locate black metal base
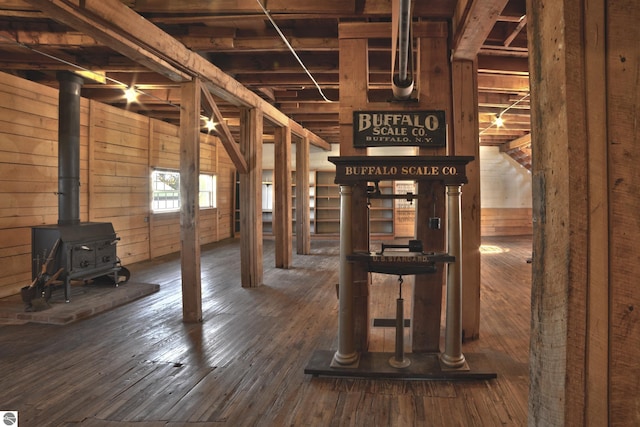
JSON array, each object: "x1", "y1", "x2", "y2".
[{"x1": 304, "y1": 350, "x2": 497, "y2": 380}]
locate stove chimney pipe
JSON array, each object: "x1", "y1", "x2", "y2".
[{"x1": 57, "y1": 71, "x2": 83, "y2": 226}]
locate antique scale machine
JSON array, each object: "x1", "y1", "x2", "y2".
[
  {"x1": 305, "y1": 5, "x2": 495, "y2": 379},
  {"x1": 305, "y1": 154, "x2": 495, "y2": 379}
]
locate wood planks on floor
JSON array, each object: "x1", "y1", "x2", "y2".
[{"x1": 0, "y1": 236, "x2": 531, "y2": 426}]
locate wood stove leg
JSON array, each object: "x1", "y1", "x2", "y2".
[{"x1": 65, "y1": 277, "x2": 71, "y2": 303}]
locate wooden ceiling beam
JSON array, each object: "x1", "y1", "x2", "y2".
[
  {"x1": 24, "y1": 0, "x2": 191, "y2": 82},
  {"x1": 25, "y1": 0, "x2": 329, "y2": 148},
  {"x1": 478, "y1": 55, "x2": 529, "y2": 73},
  {"x1": 0, "y1": 29, "x2": 101, "y2": 47},
  {"x1": 503, "y1": 15, "x2": 527, "y2": 47},
  {"x1": 200, "y1": 86, "x2": 248, "y2": 174},
  {"x1": 233, "y1": 73, "x2": 338, "y2": 86},
  {"x1": 500, "y1": 132, "x2": 531, "y2": 151},
  {"x1": 338, "y1": 21, "x2": 448, "y2": 39},
  {"x1": 132, "y1": 0, "x2": 357, "y2": 14},
  {"x1": 181, "y1": 35, "x2": 339, "y2": 53},
  {"x1": 452, "y1": 0, "x2": 510, "y2": 60},
  {"x1": 479, "y1": 46, "x2": 528, "y2": 58},
  {"x1": 279, "y1": 103, "x2": 340, "y2": 114},
  {"x1": 133, "y1": 0, "x2": 452, "y2": 16},
  {"x1": 478, "y1": 73, "x2": 529, "y2": 92}
]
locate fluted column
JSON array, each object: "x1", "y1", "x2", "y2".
[
  {"x1": 332, "y1": 185, "x2": 359, "y2": 367},
  {"x1": 441, "y1": 184, "x2": 466, "y2": 368}
]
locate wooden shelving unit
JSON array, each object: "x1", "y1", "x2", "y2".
[
  {"x1": 234, "y1": 171, "x2": 240, "y2": 235},
  {"x1": 292, "y1": 170, "x2": 315, "y2": 235},
  {"x1": 261, "y1": 170, "x2": 274, "y2": 235},
  {"x1": 314, "y1": 172, "x2": 396, "y2": 238},
  {"x1": 314, "y1": 171, "x2": 340, "y2": 235},
  {"x1": 235, "y1": 169, "x2": 396, "y2": 238},
  {"x1": 369, "y1": 180, "x2": 394, "y2": 236}
]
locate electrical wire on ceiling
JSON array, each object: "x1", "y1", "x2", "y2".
[
  {"x1": 0, "y1": 32, "x2": 182, "y2": 110},
  {"x1": 479, "y1": 92, "x2": 530, "y2": 135},
  {"x1": 255, "y1": 0, "x2": 335, "y2": 103}
]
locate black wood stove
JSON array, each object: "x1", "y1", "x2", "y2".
[
  {"x1": 32, "y1": 223, "x2": 121, "y2": 302},
  {"x1": 27, "y1": 72, "x2": 126, "y2": 304}
]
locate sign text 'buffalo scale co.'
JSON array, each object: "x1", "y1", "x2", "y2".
[
  {"x1": 329, "y1": 156, "x2": 474, "y2": 185},
  {"x1": 353, "y1": 110, "x2": 446, "y2": 147}
]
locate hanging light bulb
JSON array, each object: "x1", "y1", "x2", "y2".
[
  {"x1": 124, "y1": 86, "x2": 138, "y2": 103},
  {"x1": 205, "y1": 118, "x2": 217, "y2": 132},
  {"x1": 494, "y1": 114, "x2": 504, "y2": 128}
]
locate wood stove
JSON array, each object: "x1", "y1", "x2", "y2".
[
  {"x1": 27, "y1": 71, "x2": 126, "y2": 304},
  {"x1": 32, "y1": 223, "x2": 121, "y2": 302}
]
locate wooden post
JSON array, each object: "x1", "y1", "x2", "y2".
[
  {"x1": 239, "y1": 107, "x2": 263, "y2": 287},
  {"x1": 180, "y1": 78, "x2": 202, "y2": 322},
  {"x1": 451, "y1": 59, "x2": 481, "y2": 341},
  {"x1": 274, "y1": 125, "x2": 292, "y2": 268},
  {"x1": 413, "y1": 181, "x2": 445, "y2": 352},
  {"x1": 339, "y1": 32, "x2": 370, "y2": 352},
  {"x1": 296, "y1": 134, "x2": 311, "y2": 255},
  {"x1": 527, "y1": 0, "x2": 639, "y2": 425},
  {"x1": 413, "y1": 31, "x2": 451, "y2": 353},
  {"x1": 606, "y1": 2, "x2": 640, "y2": 423}
]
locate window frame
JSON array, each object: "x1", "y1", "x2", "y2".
[
  {"x1": 151, "y1": 169, "x2": 181, "y2": 213},
  {"x1": 199, "y1": 173, "x2": 217, "y2": 210},
  {"x1": 151, "y1": 169, "x2": 218, "y2": 213}
]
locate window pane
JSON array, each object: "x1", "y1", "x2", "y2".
[
  {"x1": 152, "y1": 170, "x2": 180, "y2": 212},
  {"x1": 198, "y1": 174, "x2": 217, "y2": 208}
]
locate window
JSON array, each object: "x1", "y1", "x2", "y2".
[
  {"x1": 152, "y1": 170, "x2": 180, "y2": 212},
  {"x1": 151, "y1": 170, "x2": 217, "y2": 212},
  {"x1": 262, "y1": 182, "x2": 273, "y2": 211},
  {"x1": 199, "y1": 174, "x2": 217, "y2": 208}
]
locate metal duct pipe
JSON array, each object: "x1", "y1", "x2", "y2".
[
  {"x1": 57, "y1": 71, "x2": 84, "y2": 226},
  {"x1": 397, "y1": 0, "x2": 411, "y2": 83},
  {"x1": 392, "y1": 0, "x2": 414, "y2": 100}
]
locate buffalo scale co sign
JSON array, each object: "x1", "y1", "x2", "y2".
[
  {"x1": 328, "y1": 156, "x2": 473, "y2": 186},
  {"x1": 353, "y1": 110, "x2": 446, "y2": 147}
]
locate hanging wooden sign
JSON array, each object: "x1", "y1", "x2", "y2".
[
  {"x1": 353, "y1": 110, "x2": 446, "y2": 147},
  {"x1": 329, "y1": 155, "x2": 474, "y2": 185}
]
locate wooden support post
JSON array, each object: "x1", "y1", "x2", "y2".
[
  {"x1": 527, "y1": 0, "x2": 639, "y2": 425},
  {"x1": 413, "y1": 181, "x2": 446, "y2": 352},
  {"x1": 296, "y1": 134, "x2": 311, "y2": 255},
  {"x1": 413, "y1": 32, "x2": 451, "y2": 353},
  {"x1": 180, "y1": 78, "x2": 202, "y2": 322},
  {"x1": 274, "y1": 125, "x2": 292, "y2": 268},
  {"x1": 452, "y1": 59, "x2": 481, "y2": 341},
  {"x1": 239, "y1": 107, "x2": 263, "y2": 287},
  {"x1": 338, "y1": 33, "x2": 370, "y2": 352}
]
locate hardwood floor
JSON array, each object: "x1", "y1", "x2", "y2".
[{"x1": 0, "y1": 235, "x2": 531, "y2": 426}]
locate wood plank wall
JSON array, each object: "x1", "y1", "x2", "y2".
[
  {"x1": 481, "y1": 207, "x2": 532, "y2": 236},
  {"x1": 89, "y1": 101, "x2": 150, "y2": 263},
  {"x1": 0, "y1": 71, "x2": 235, "y2": 298}
]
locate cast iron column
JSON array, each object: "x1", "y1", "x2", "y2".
[
  {"x1": 441, "y1": 184, "x2": 467, "y2": 368},
  {"x1": 332, "y1": 185, "x2": 359, "y2": 367}
]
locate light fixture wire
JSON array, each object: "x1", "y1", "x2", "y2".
[
  {"x1": 479, "y1": 92, "x2": 530, "y2": 135},
  {"x1": 0, "y1": 32, "x2": 182, "y2": 110},
  {"x1": 255, "y1": 0, "x2": 335, "y2": 103}
]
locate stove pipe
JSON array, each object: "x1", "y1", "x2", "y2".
[{"x1": 57, "y1": 71, "x2": 84, "y2": 226}]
